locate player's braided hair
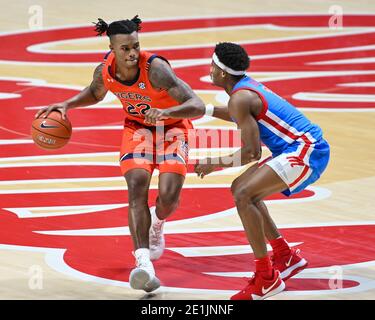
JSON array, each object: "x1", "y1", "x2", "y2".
[
  {"x1": 93, "y1": 15, "x2": 142, "y2": 37},
  {"x1": 214, "y1": 42, "x2": 250, "y2": 75}
]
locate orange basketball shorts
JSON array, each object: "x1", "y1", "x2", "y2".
[{"x1": 119, "y1": 119, "x2": 193, "y2": 177}]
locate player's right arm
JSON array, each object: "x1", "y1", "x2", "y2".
[
  {"x1": 211, "y1": 105, "x2": 234, "y2": 122},
  {"x1": 35, "y1": 63, "x2": 108, "y2": 119}
]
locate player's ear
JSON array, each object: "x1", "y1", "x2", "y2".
[{"x1": 109, "y1": 44, "x2": 113, "y2": 51}]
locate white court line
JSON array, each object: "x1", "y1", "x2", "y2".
[
  {"x1": 293, "y1": 92, "x2": 375, "y2": 102},
  {"x1": 1, "y1": 224, "x2": 374, "y2": 297},
  {"x1": 6, "y1": 203, "x2": 128, "y2": 218},
  {"x1": 28, "y1": 186, "x2": 331, "y2": 235}
]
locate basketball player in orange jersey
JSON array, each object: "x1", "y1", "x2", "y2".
[{"x1": 35, "y1": 15, "x2": 205, "y2": 293}]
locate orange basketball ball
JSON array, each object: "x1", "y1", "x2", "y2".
[{"x1": 31, "y1": 111, "x2": 72, "y2": 150}]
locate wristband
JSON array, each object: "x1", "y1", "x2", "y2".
[{"x1": 205, "y1": 103, "x2": 214, "y2": 116}]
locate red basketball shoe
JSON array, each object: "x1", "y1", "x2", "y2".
[
  {"x1": 230, "y1": 270, "x2": 285, "y2": 300},
  {"x1": 272, "y1": 248, "x2": 308, "y2": 281}
]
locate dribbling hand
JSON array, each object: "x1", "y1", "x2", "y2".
[{"x1": 35, "y1": 103, "x2": 69, "y2": 120}]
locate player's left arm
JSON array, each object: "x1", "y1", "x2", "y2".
[
  {"x1": 195, "y1": 91, "x2": 262, "y2": 177},
  {"x1": 145, "y1": 58, "x2": 205, "y2": 124}
]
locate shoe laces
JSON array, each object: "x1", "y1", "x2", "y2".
[
  {"x1": 135, "y1": 256, "x2": 155, "y2": 276},
  {"x1": 150, "y1": 221, "x2": 164, "y2": 242},
  {"x1": 271, "y1": 248, "x2": 300, "y2": 265},
  {"x1": 137, "y1": 257, "x2": 149, "y2": 268},
  {"x1": 271, "y1": 255, "x2": 276, "y2": 264},
  {"x1": 239, "y1": 273, "x2": 257, "y2": 292},
  {"x1": 132, "y1": 251, "x2": 150, "y2": 268}
]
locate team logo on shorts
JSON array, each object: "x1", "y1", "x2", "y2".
[
  {"x1": 179, "y1": 141, "x2": 189, "y2": 158},
  {"x1": 138, "y1": 82, "x2": 146, "y2": 90}
]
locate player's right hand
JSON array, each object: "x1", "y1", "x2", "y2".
[
  {"x1": 194, "y1": 162, "x2": 217, "y2": 179},
  {"x1": 35, "y1": 103, "x2": 68, "y2": 120}
]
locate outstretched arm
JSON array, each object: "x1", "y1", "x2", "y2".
[
  {"x1": 145, "y1": 58, "x2": 205, "y2": 124},
  {"x1": 195, "y1": 90, "x2": 262, "y2": 177},
  {"x1": 210, "y1": 104, "x2": 234, "y2": 122},
  {"x1": 35, "y1": 63, "x2": 108, "y2": 119}
]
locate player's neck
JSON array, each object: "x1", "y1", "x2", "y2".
[
  {"x1": 223, "y1": 77, "x2": 243, "y2": 95},
  {"x1": 224, "y1": 78, "x2": 240, "y2": 95},
  {"x1": 115, "y1": 61, "x2": 140, "y2": 82}
]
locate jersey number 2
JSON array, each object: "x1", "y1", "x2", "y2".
[{"x1": 126, "y1": 103, "x2": 151, "y2": 116}]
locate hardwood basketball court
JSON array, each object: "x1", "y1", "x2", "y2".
[{"x1": 0, "y1": 0, "x2": 374, "y2": 300}]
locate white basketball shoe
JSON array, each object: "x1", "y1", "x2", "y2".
[{"x1": 129, "y1": 249, "x2": 160, "y2": 292}]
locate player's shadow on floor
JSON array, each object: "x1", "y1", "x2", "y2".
[
  {"x1": 96, "y1": 267, "x2": 164, "y2": 300},
  {"x1": 139, "y1": 292, "x2": 158, "y2": 300}
]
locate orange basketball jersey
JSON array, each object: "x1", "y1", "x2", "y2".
[{"x1": 102, "y1": 51, "x2": 186, "y2": 127}]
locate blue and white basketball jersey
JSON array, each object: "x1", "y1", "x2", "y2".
[
  {"x1": 231, "y1": 76, "x2": 330, "y2": 195},
  {"x1": 232, "y1": 76, "x2": 322, "y2": 156}
]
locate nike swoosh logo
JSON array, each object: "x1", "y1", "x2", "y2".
[
  {"x1": 40, "y1": 122, "x2": 59, "y2": 129},
  {"x1": 261, "y1": 278, "x2": 280, "y2": 295},
  {"x1": 285, "y1": 255, "x2": 293, "y2": 267}
]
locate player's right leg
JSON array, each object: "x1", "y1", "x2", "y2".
[
  {"x1": 120, "y1": 122, "x2": 160, "y2": 292},
  {"x1": 125, "y1": 169, "x2": 160, "y2": 293}
]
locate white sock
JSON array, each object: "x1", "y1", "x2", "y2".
[
  {"x1": 134, "y1": 248, "x2": 151, "y2": 261},
  {"x1": 150, "y1": 206, "x2": 165, "y2": 224},
  {"x1": 134, "y1": 248, "x2": 155, "y2": 276}
]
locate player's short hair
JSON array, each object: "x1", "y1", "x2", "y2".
[
  {"x1": 214, "y1": 42, "x2": 250, "y2": 74},
  {"x1": 93, "y1": 15, "x2": 142, "y2": 37}
]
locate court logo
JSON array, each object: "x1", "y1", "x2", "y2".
[{"x1": 1, "y1": 14, "x2": 375, "y2": 298}]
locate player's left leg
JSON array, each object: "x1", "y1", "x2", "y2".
[
  {"x1": 255, "y1": 200, "x2": 308, "y2": 281},
  {"x1": 230, "y1": 164, "x2": 282, "y2": 240},
  {"x1": 149, "y1": 172, "x2": 185, "y2": 260},
  {"x1": 156, "y1": 172, "x2": 185, "y2": 219},
  {"x1": 230, "y1": 164, "x2": 289, "y2": 300},
  {"x1": 149, "y1": 123, "x2": 189, "y2": 260},
  {"x1": 231, "y1": 140, "x2": 329, "y2": 299},
  {"x1": 226, "y1": 164, "x2": 307, "y2": 285}
]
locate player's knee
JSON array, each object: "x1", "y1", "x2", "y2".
[
  {"x1": 230, "y1": 177, "x2": 241, "y2": 195},
  {"x1": 128, "y1": 197, "x2": 148, "y2": 211},
  {"x1": 231, "y1": 180, "x2": 256, "y2": 205},
  {"x1": 158, "y1": 191, "x2": 180, "y2": 209},
  {"x1": 231, "y1": 186, "x2": 248, "y2": 205},
  {"x1": 125, "y1": 171, "x2": 149, "y2": 190},
  {"x1": 126, "y1": 176, "x2": 150, "y2": 205}
]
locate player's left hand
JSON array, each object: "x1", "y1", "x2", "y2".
[
  {"x1": 144, "y1": 108, "x2": 169, "y2": 125},
  {"x1": 194, "y1": 162, "x2": 217, "y2": 179}
]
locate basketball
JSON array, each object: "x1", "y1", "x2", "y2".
[{"x1": 31, "y1": 111, "x2": 72, "y2": 150}]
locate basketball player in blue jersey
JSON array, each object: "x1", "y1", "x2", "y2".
[{"x1": 194, "y1": 42, "x2": 330, "y2": 300}]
